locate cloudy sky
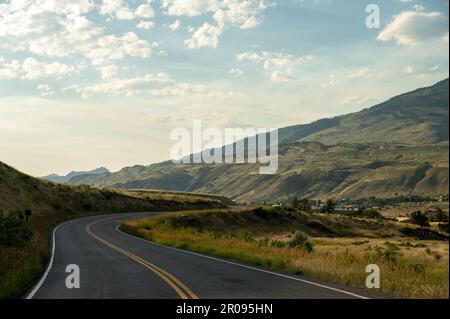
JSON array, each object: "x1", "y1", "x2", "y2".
[{"x1": 0, "y1": 0, "x2": 448, "y2": 176}]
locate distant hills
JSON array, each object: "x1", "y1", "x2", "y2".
[
  {"x1": 68, "y1": 79, "x2": 450, "y2": 202},
  {"x1": 0, "y1": 162, "x2": 228, "y2": 216},
  {"x1": 41, "y1": 167, "x2": 110, "y2": 184}
]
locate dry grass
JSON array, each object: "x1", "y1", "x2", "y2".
[{"x1": 122, "y1": 208, "x2": 449, "y2": 299}]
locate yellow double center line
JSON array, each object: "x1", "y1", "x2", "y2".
[{"x1": 86, "y1": 219, "x2": 198, "y2": 299}]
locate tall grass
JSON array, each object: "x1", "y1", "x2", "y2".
[{"x1": 122, "y1": 209, "x2": 449, "y2": 299}]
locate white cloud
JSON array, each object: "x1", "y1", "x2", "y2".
[
  {"x1": 240, "y1": 16, "x2": 260, "y2": 30},
  {"x1": 100, "y1": 65, "x2": 119, "y2": 79},
  {"x1": 429, "y1": 64, "x2": 440, "y2": 72},
  {"x1": 37, "y1": 84, "x2": 55, "y2": 97},
  {"x1": 270, "y1": 70, "x2": 293, "y2": 82},
  {"x1": 0, "y1": 56, "x2": 76, "y2": 80},
  {"x1": 321, "y1": 75, "x2": 339, "y2": 88},
  {"x1": 166, "y1": 19, "x2": 182, "y2": 31},
  {"x1": 377, "y1": 11, "x2": 449, "y2": 45},
  {"x1": 347, "y1": 67, "x2": 376, "y2": 79},
  {"x1": 64, "y1": 73, "x2": 199, "y2": 98},
  {"x1": 135, "y1": 4, "x2": 155, "y2": 18},
  {"x1": 99, "y1": 0, "x2": 135, "y2": 20},
  {"x1": 402, "y1": 65, "x2": 414, "y2": 74},
  {"x1": 185, "y1": 22, "x2": 222, "y2": 49},
  {"x1": 413, "y1": 4, "x2": 425, "y2": 12},
  {"x1": 0, "y1": 56, "x2": 20, "y2": 80},
  {"x1": 85, "y1": 32, "x2": 157, "y2": 65},
  {"x1": 63, "y1": 72, "x2": 236, "y2": 101},
  {"x1": 161, "y1": 0, "x2": 273, "y2": 48},
  {"x1": 0, "y1": 1, "x2": 157, "y2": 66},
  {"x1": 237, "y1": 51, "x2": 313, "y2": 82},
  {"x1": 137, "y1": 20, "x2": 155, "y2": 29},
  {"x1": 229, "y1": 68, "x2": 244, "y2": 77},
  {"x1": 343, "y1": 96, "x2": 372, "y2": 105}
]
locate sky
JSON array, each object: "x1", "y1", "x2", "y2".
[{"x1": 0, "y1": 0, "x2": 448, "y2": 176}]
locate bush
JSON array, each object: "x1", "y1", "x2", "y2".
[
  {"x1": 252, "y1": 207, "x2": 269, "y2": 219},
  {"x1": 271, "y1": 240, "x2": 286, "y2": 248},
  {"x1": 321, "y1": 199, "x2": 335, "y2": 213},
  {"x1": 288, "y1": 231, "x2": 308, "y2": 248},
  {"x1": 411, "y1": 263, "x2": 425, "y2": 275},
  {"x1": 409, "y1": 211, "x2": 430, "y2": 227},
  {"x1": 374, "y1": 245, "x2": 402, "y2": 263},
  {"x1": 303, "y1": 241, "x2": 314, "y2": 253},
  {"x1": 0, "y1": 215, "x2": 33, "y2": 247},
  {"x1": 438, "y1": 223, "x2": 449, "y2": 233},
  {"x1": 236, "y1": 229, "x2": 254, "y2": 242},
  {"x1": 292, "y1": 197, "x2": 311, "y2": 211},
  {"x1": 288, "y1": 231, "x2": 314, "y2": 253},
  {"x1": 354, "y1": 209, "x2": 383, "y2": 219}
]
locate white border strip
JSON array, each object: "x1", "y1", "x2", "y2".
[
  {"x1": 25, "y1": 223, "x2": 64, "y2": 299},
  {"x1": 116, "y1": 226, "x2": 370, "y2": 299}
]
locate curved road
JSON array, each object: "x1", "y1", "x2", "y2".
[{"x1": 27, "y1": 212, "x2": 371, "y2": 299}]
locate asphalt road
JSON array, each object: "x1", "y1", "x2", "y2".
[{"x1": 27, "y1": 212, "x2": 371, "y2": 299}]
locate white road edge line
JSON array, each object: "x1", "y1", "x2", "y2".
[
  {"x1": 25, "y1": 223, "x2": 64, "y2": 299},
  {"x1": 115, "y1": 225, "x2": 370, "y2": 299},
  {"x1": 24, "y1": 212, "x2": 156, "y2": 299}
]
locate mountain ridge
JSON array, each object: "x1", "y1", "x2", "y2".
[
  {"x1": 67, "y1": 79, "x2": 449, "y2": 202},
  {"x1": 41, "y1": 167, "x2": 110, "y2": 184}
]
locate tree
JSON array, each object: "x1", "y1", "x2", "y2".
[
  {"x1": 435, "y1": 208, "x2": 448, "y2": 222},
  {"x1": 24, "y1": 209, "x2": 32, "y2": 222},
  {"x1": 410, "y1": 211, "x2": 430, "y2": 227},
  {"x1": 292, "y1": 197, "x2": 311, "y2": 211},
  {"x1": 321, "y1": 199, "x2": 335, "y2": 213}
]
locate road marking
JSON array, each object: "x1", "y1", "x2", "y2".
[
  {"x1": 116, "y1": 226, "x2": 370, "y2": 299},
  {"x1": 26, "y1": 222, "x2": 65, "y2": 299},
  {"x1": 86, "y1": 219, "x2": 198, "y2": 300}
]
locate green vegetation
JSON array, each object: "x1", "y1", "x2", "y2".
[
  {"x1": 291, "y1": 197, "x2": 311, "y2": 211},
  {"x1": 0, "y1": 161, "x2": 228, "y2": 299},
  {"x1": 342, "y1": 195, "x2": 442, "y2": 206},
  {"x1": 409, "y1": 211, "x2": 430, "y2": 227},
  {"x1": 122, "y1": 206, "x2": 449, "y2": 298},
  {"x1": 0, "y1": 213, "x2": 33, "y2": 247}
]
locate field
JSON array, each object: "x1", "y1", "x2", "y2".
[{"x1": 122, "y1": 206, "x2": 449, "y2": 299}]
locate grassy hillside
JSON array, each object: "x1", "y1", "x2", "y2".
[
  {"x1": 122, "y1": 207, "x2": 449, "y2": 298},
  {"x1": 69, "y1": 80, "x2": 449, "y2": 202},
  {"x1": 302, "y1": 79, "x2": 449, "y2": 145},
  {"x1": 0, "y1": 161, "x2": 228, "y2": 299},
  {"x1": 69, "y1": 143, "x2": 449, "y2": 203}
]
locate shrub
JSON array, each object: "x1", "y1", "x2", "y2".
[
  {"x1": 303, "y1": 240, "x2": 314, "y2": 253},
  {"x1": 292, "y1": 197, "x2": 311, "y2": 211},
  {"x1": 354, "y1": 209, "x2": 383, "y2": 219},
  {"x1": 374, "y1": 245, "x2": 402, "y2": 263},
  {"x1": 236, "y1": 229, "x2": 254, "y2": 242},
  {"x1": 321, "y1": 199, "x2": 335, "y2": 213},
  {"x1": 0, "y1": 215, "x2": 33, "y2": 247},
  {"x1": 257, "y1": 237, "x2": 269, "y2": 247},
  {"x1": 252, "y1": 207, "x2": 269, "y2": 219},
  {"x1": 288, "y1": 231, "x2": 308, "y2": 248},
  {"x1": 411, "y1": 263, "x2": 426, "y2": 275},
  {"x1": 438, "y1": 223, "x2": 449, "y2": 233},
  {"x1": 288, "y1": 231, "x2": 314, "y2": 253},
  {"x1": 409, "y1": 211, "x2": 430, "y2": 227},
  {"x1": 271, "y1": 240, "x2": 286, "y2": 248}
]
